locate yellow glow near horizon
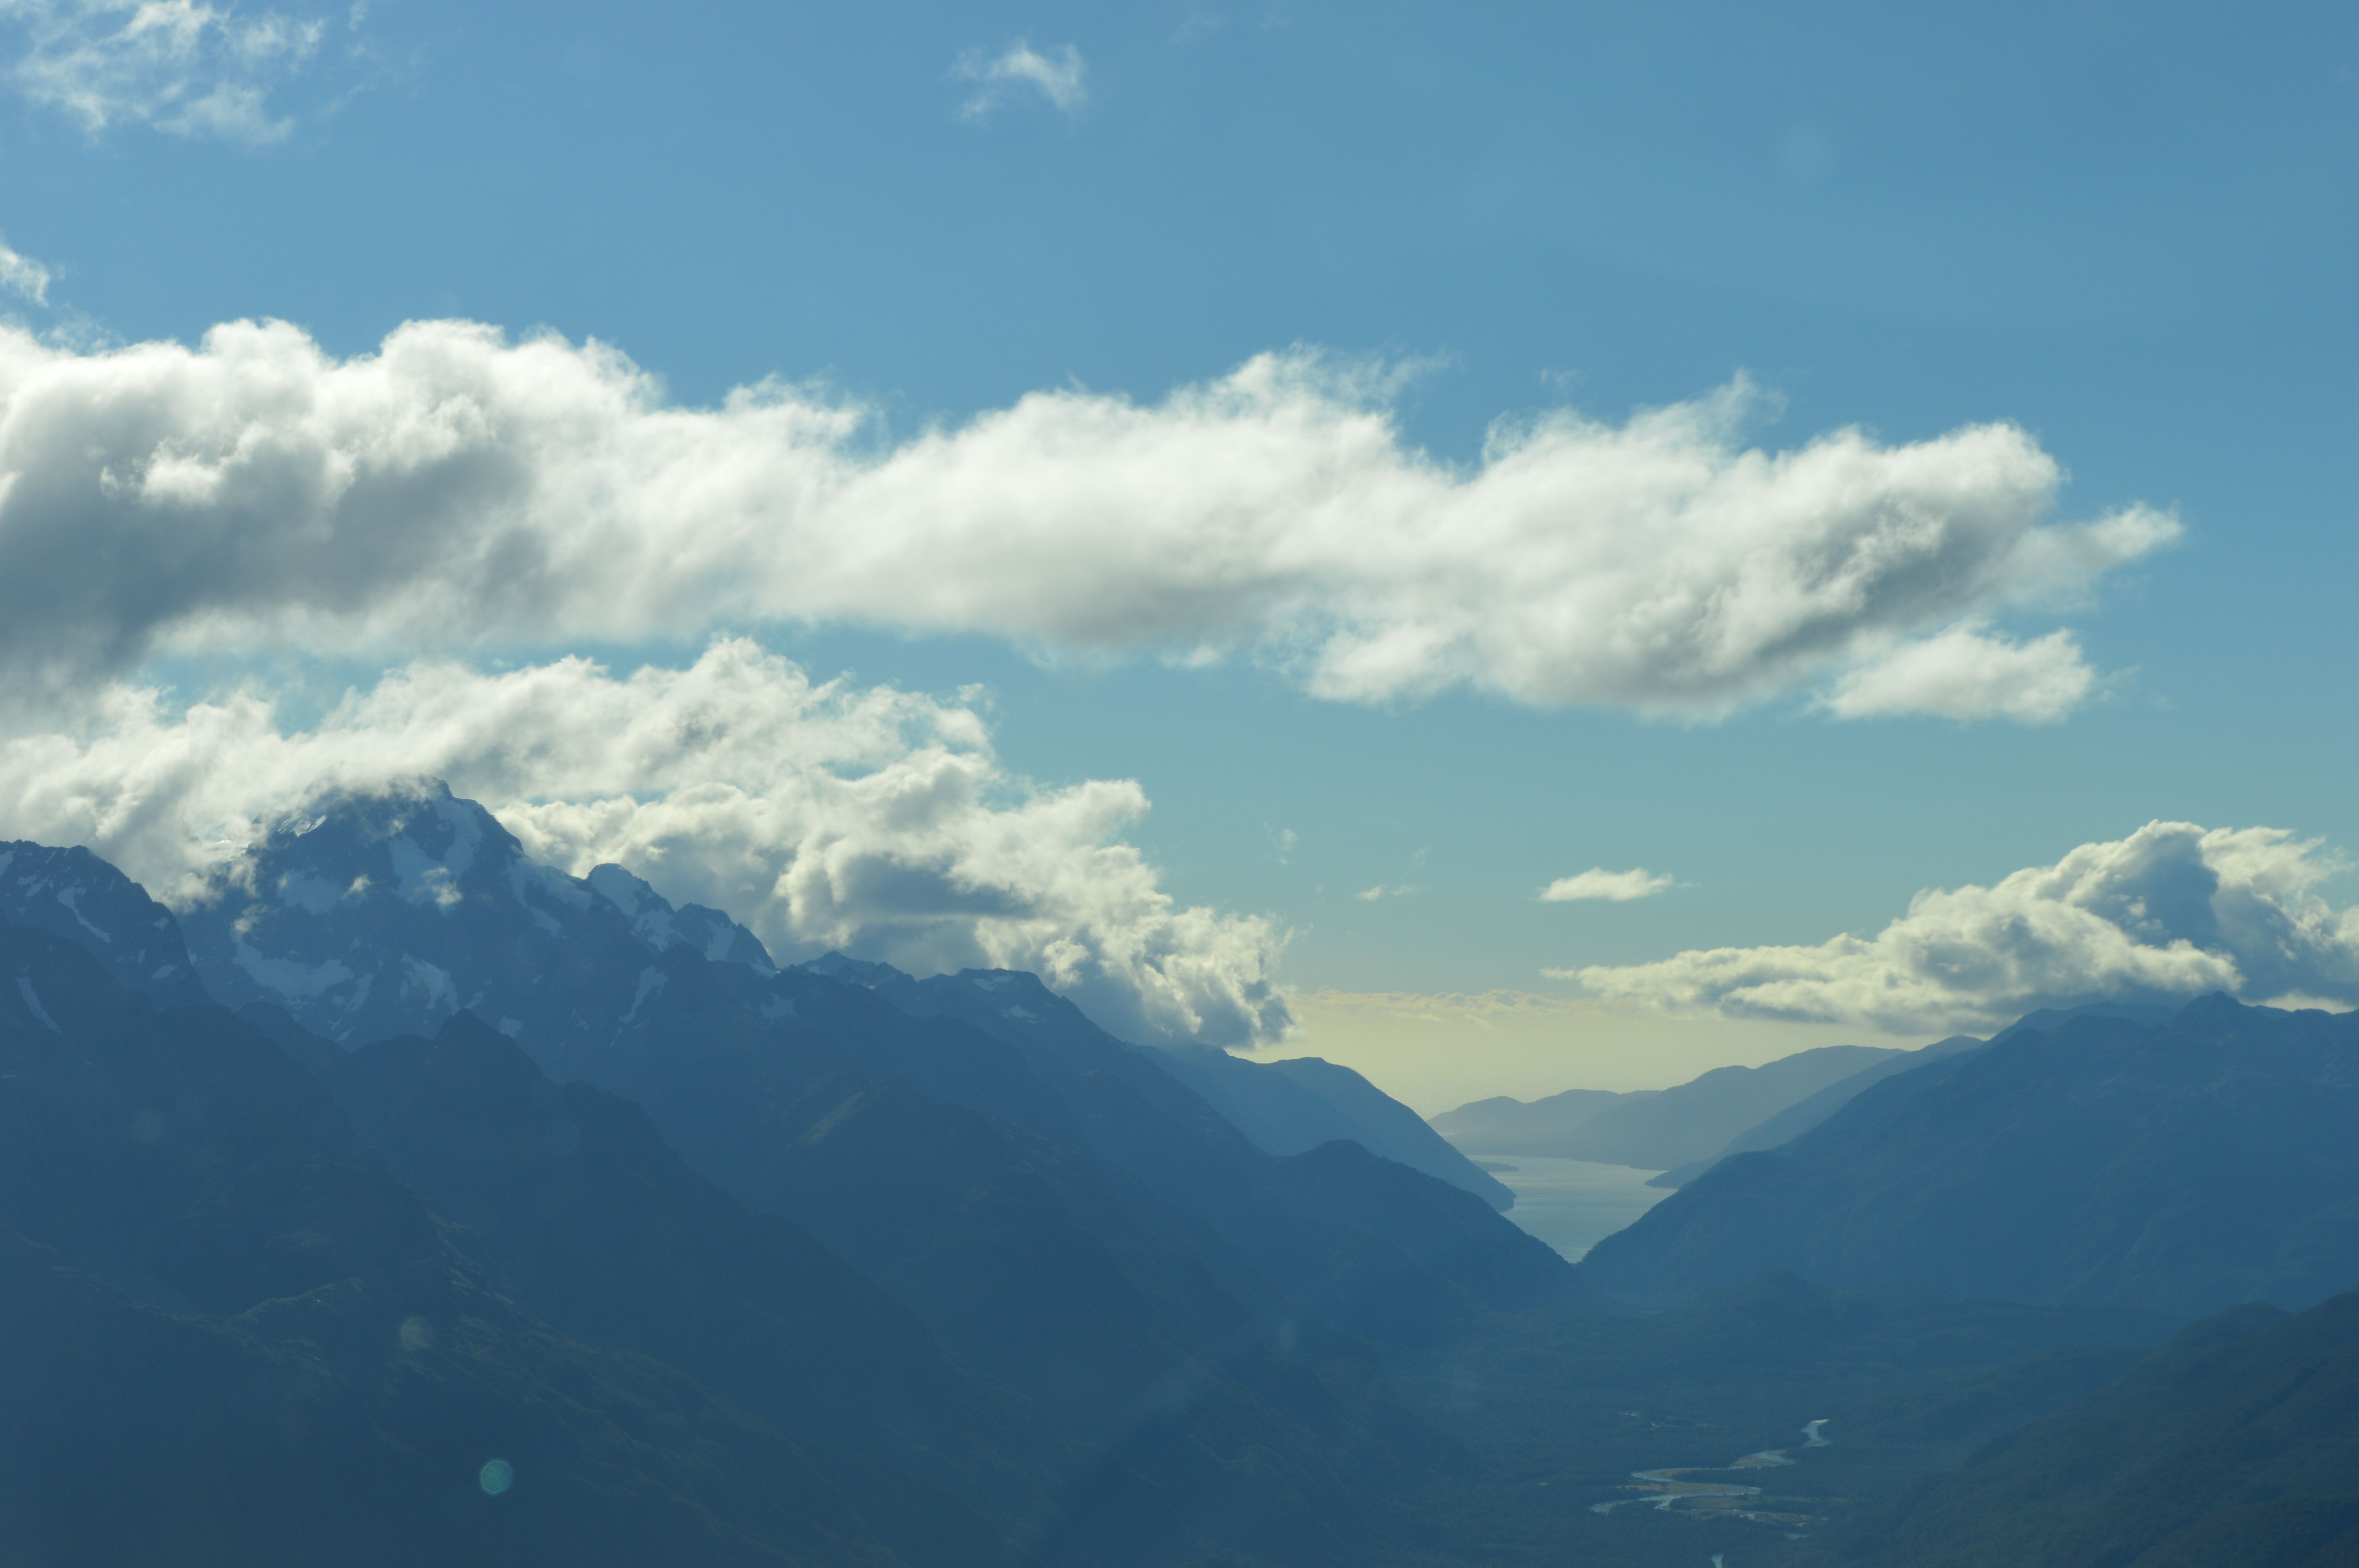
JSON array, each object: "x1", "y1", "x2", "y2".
[{"x1": 1246, "y1": 989, "x2": 1920, "y2": 1116}]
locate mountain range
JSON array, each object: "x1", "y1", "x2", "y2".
[
  {"x1": 1430, "y1": 1042, "x2": 1911, "y2": 1170},
  {"x1": 1580, "y1": 998, "x2": 2359, "y2": 1318},
  {"x1": 5, "y1": 787, "x2": 2358, "y2": 1566},
  {"x1": 0, "y1": 792, "x2": 1576, "y2": 1564}
]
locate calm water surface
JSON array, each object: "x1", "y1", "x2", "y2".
[{"x1": 1476, "y1": 1155, "x2": 1673, "y2": 1262}]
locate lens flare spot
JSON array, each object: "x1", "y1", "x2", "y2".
[
  {"x1": 479, "y1": 1458, "x2": 513, "y2": 1496},
  {"x1": 129, "y1": 1109, "x2": 165, "y2": 1143},
  {"x1": 398, "y1": 1316, "x2": 434, "y2": 1352}
]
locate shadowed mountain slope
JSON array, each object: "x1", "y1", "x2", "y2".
[
  {"x1": 805, "y1": 958, "x2": 1583, "y2": 1343},
  {"x1": 1647, "y1": 1036, "x2": 1986, "y2": 1189},
  {"x1": 1840, "y1": 1291, "x2": 2359, "y2": 1568},
  {"x1": 1149, "y1": 1044, "x2": 1514, "y2": 1208},
  {"x1": 0, "y1": 921, "x2": 900, "y2": 1567},
  {"x1": 1648, "y1": 1008, "x2": 2177, "y2": 1189},
  {"x1": 1581, "y1": 998, "x2": 2359, "y2": 1317},
  {"x1": 306, "y1": 1010, "x2": 1094, "y2": 1568},
  {"x1": 157, "y1": 792, "x2": 1479, "y2": 1561}
]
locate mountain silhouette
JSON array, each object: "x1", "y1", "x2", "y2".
[{"x1": 1581, "y1": 998, "x2": 2359, "y2": 1317}]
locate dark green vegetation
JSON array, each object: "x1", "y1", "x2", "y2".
[
  {"x1": 4, "y1": 790, "x2": 2357, "y2": 1566},
  {"x1": 1583, "y1": 1001, "x2": 2359, "y2": 1318}
]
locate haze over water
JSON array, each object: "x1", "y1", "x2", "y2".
[{"x1": 1476, "y1": 1156, "x2": 1673, "y2": 1262}]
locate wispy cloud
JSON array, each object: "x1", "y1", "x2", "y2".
[
  {"x1": 0, "y1": 234, "x2": 52, "y2": 304},
  {"x1": 954, "y1": 38, "x2": 1086, "y2": 121},
  {"x1": 1564, "y1": 823, "x2": 2359, "y2": 1032},
  {"x1": 0, "y1": 319, "x2": 2174, "y2": 720},
  {"x1": 1540, "y1": 867, "x2": 1675, "y2": 903},
  {"x1": 1355, "y1": 884, "x2": 1417, "y2": 902},
  {"x1": 0, "y1": 0, "x2": 344, "y2": 144}
]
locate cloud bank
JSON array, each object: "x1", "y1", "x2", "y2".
[
  {"x1": 0, "y1": 639, "x2": 1290, "y2": 1047},
  {"x1": 954, "y1": 40, "x2": 1086, "y2": 120},
  {"x1": 1542, "y1": 866, "x2": 1674, "y2": 902},
  {"x1": 0, "y1": 0, "x2": 336, "y2": 143},
  {"x1": 1568, "y1": 822, "x2": 2359, "y2": 1033},
  {"x1": 0, "y1": 318, "x2": 2174, "y2": 719}
]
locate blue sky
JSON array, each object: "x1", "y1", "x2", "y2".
[{"x1": 0, "y1": 1, "x2": 2354, "y2": 1103}]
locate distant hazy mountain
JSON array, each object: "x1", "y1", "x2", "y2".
[
  {"x1": 1646, "y1": 1005, "x2": 2181, "y2": 1189},
  {"x1": 1646, "y1": 1035, "x2": 1986, "y2": 1188},
  {"x1": 1429, "y1": 1044, "x2": 1904, "y2": 1169},
  {"x1": 0, "y1": 923, "x2": 900, "y2": 1566},
  {"x1": 1581, "y1": 998, "x2": 2359, "y2": 1318},
  {"x1": 1113, "y1": 1044, "x2": 1514, "y2": 1208},
  {"x1": 0, "y1": 839, "x2": 210, "y2": 1007},
  {"x1": 1848, "y1": 1290, "x2": 2359, "y2": 1566}
]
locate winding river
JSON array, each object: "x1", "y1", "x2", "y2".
[{"x1": 1590, "y1": 1420, "x2": 1830, "y2": 1521}]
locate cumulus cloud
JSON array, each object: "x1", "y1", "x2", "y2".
[
  {"x1": 954, "y1": 39, "x2": 1086, "y2": 120},
  {"x1": 0, "y1": 639, "x2": 1291, "y2": 1047},
  {"x1": 0, "y1": 0, "x2": 338, "y2": 143},
  {"x1": 1567, "y1": 822, "x2": 2359, "y2": 1033},
  {"x1": 1819, "y1": 623, "x2": 2097, "y2": 722},
  {"x1": 0, "y1": 318, "x2": 2175, "y2": 718},
  {"x1": 1541, "y1": 866, "x2": 1674, "y2": 903}
]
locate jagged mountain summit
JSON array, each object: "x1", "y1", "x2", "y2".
[
  {"x1": 0, "y1": 839, "x2": 211, "y2": 1007},
  {"x1": 176, "y1": 783, "x2": 777, "y2": 1051}
]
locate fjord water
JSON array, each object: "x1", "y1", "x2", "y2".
[{"x1": 1474, "y1": 1154, "x2": 1672, "y2": 1261}]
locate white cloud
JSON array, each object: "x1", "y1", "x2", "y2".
[
  {"x1": 1567, "y1": 822, "x2": 2359, "y2": 1033},
  {"x1": 1818, "y1": 623, "x2": 2097, "y2": 722},
  {"x1": 1355, "y1": 884, "x2": 1416, "y2": 902},
  {"x1": 0, "y1": 318, "x2": 2175, "y2": 719},
  {"x1": 0, "y1": 236, "x2": 52, "y2": 305},
  {"x1": 0, "y1": 0, "x2": 334, "y2": 143},
  {"x1": 1541, "y1": 866, "x2": 1674, "y2": 903},
  {"x1": 954, "y1": 39, "x2": 1086, "y2": 120},
  {"x1": 0, "y1": 639, "x2": 1292, "y2": 1047}
]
